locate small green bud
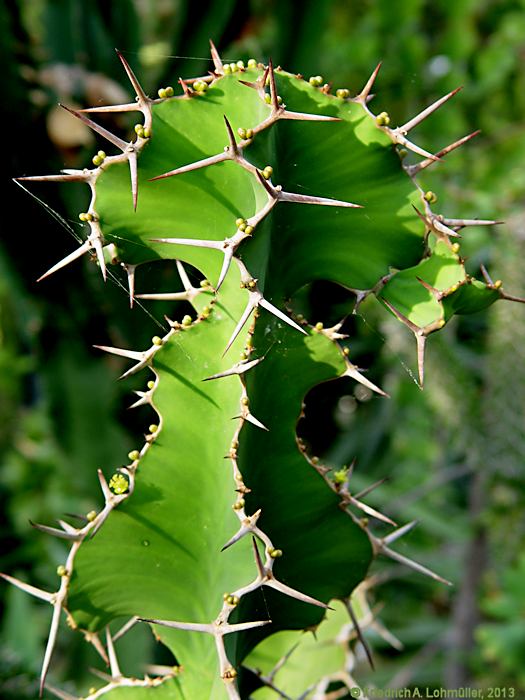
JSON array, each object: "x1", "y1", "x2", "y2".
[
  {"x1": 269, "y1": 547, "x2": 283, "y2": 558},
  {"x1": 244, "y1": 225, "x2": 254, "y2": 235},
  {"x1": 109, "y1": 473, "x2": 129, "y2": 495},
  {"x1": 151, "y1": 335, "x2": 163, "y2": 346},
  {"x1": 343, "y1": 347, "x2": 350, "y2": 356},
  {"x1": 375, "y1": 111, "x2": 390, "y2": 126},
  {"x1": 238, "y1": 222, "x2": 247, "y2": 232},
  {"x1": 246, "y1": 128, "x2": 253, "y2": 138},
  {"x1": 247, "y1": 58, "x2": 257, "y2": 68},
  {"x1": 158, "y1": 88, "x2": 167, "y2": 99},
  {"x1": 143, "y1": 127, "x2": 151, "y2": 138},
  {"x1": 239, "y1": 351, "x2": 247, "y2": 360},
  {"x1": 97, "y1": 150, "x2": 106, "y2": 158},
  {"x1": 424, "y1": 190, "x2": 438, "y2": 204},
  {"x1": 333, "y1": 469, "x2": 348, "y2": 485},
  {"x1": 223, "y1": 64, "x2": 232, "y2": 74},
  {"x1": 247, "y1": 280, "x2": 256, "y2": 290},
  {"x1": 311, "y1": 456, "x2": 320, "y2": 464},
  {"x1": 236, "y1": 60, "x2": 245, "y2": 69},
  {"x1": 92, "y1": 154, "x2": 103, "y2": 166},
  {"x1": 193, "y1": 80, "x2": 207, "y2": 93},
  {"x1": 241, "y1": 397, "x2": 249, "y2": 406},
  {"x1": 451, "y1": 243, "x2": 460, "y2": 254},
  {"x1": 147, "y1": 380, "x2": 155, "y2": 390},
  {"x1": 277, "y1": 95, "x2": 283, "y2": 104},
  {"x1": 236, "y1": 217, "x2": 246, "y2": 227},
  {"x1": 264, "y1": 93, "x2": 271, "y2": 104},
  {"x1": 237, "y1": 127, "x2": 247, "y2": 139},
  {"x1": 134, "y1": 124, "x2": 144, "y2": 134},
  {"x1": 309, "y1": 75, "x2": 323, "y2": 87},
  {"x1": 182, "y1": 315, "x2": 192, "y2": 326},
  {"x1": 200, "y1": 279, "x2": 210, "y2": 288},
  {"x1": 87, "y1": 510, "x2": 97, "y2": 522},
  {"x1": 494, "y1": 279, "x2": 502, "y2": 289},
  {"x1": 79, "y1": 212, "x2": 88, "y2": 221},
  {"x1": 262, "y1": 165, "x2": 273, "y2": 179},
  {"x1": 336, "y1": 88, "x2": 350, "y2": 99},
  {"x1": 438, "y1": 319, "x2": 446, "y2": 328},
  {"x1": 398, "y1": 148, "x2": 408, "y2": 158},
  {"x1": 57, "y1": 565, "x2": 67, "y2": 577},
  {"x1": 232, "y1": 498, "x2": 245, "y2": 510},
  {"x1": 149, "y1": 423, "x2": 159, "y2": 434},
  {"x1": 315, "y1": 322, "x2": 323, "y2": 331},
  {"x1": 164, "y1": 86, "x2": 174, "y2": 97},
  {"x1": 128, "y1": 450, "x2": 140, "y2": 461}
]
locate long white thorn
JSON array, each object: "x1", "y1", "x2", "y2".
[
  {"x1": 105, "y1": 626, "x2": 122, "y2": 678},
  {"x1": 37, "y1": 241, "x2": 91, "y2": 282},
  {"x1": 30, "y1": 521, "x2": 81, "y2": 541},
  {"x1": 91, "y1": 230, "x2": 107, "y2": 281},
  {"x1": 391, "y1": 132, "x2": 440, "y2": 161},
  {"x1": 259, "y1": 297, "x2": 307, "y2": 335},
  {"x1": 397, "y1": 87, "x2": 462, "y2": 134},
  {"x1": 266, "y1": 578, "x2": 329, "y2": 609},
  {"x1": 223, "y1": 299, "x2": 258, "y2": 356},
  {"x1": 40, "y1": 601, "x2": 62, "y2": 695},
  {"x1": 151, "y1": 236, "x2": 223, "y2": 250},
  {"x1": 16, "y1": 172, "x2": 89, "y2": 183},
  {"x1": 59, "y1": 104, "x2": 129, "y2": 151},
  {"x1": 149, "y1": 152, "x2": 229, "y2": 181},
  {"x1": 357, "y1": 62, "x2": 382, "y2": 101},
  {"x1": 209, "y1": 39, "x2": 224, "y2": 73},
  {"x1": 115, "y1": 49, "x2": 149, "y2": 106},
  {"x1": 128, "y1": 149, "x2": 138, "y2": 211},
  {"x1": 244, "y1": 411, "x2": 269, "y2": 431},
  {"x1": 98, "y1": 469, "x2": 113, "y2": 502},
  {"x1": 343, "y1": 363, "x2": 388, "y2": 397},
  {"x1": 278, "y1": 191, "x2": 362, "y2": 208},
  {"x1": 383, "y1": 520, "x2": 418, "y2": 545},
  {"x1": 45, "y1": 685, "x2": 78, "y2": 700},
  {"x1": 140, "y1": 618, "x2": 213, "y2": 633},
  {"x1": 80, "y1": 102, "x2": 140, "y2": 114},
  {"x1": 382, "y1": 545, "x2": 452, "y2": 585},
  {"x1": 216, "y1": 248, "x2": 234, "y2": 292},
  {"x1": 113, "y1": 616, "x2": 139, "y2": 642},
  {"x1": 93, "y1": 345, "x2": 145, "y2": 361},
  {"x1": 0, "y1": 573, "x2": 53, "y2": 603},
  {"x1": 348, "y1": 497, "x2": 397, "y2": 526},
  {"x1": 203, "y1": 356, "x2": 264, "y2": 381},
  {"x1": 123, "y1": 263, "x2": 136, "y2": 308},
  {"x1": 407, "y1": 130, "x2": 480, "y2": 175}
]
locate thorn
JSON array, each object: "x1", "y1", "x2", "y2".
[
  {"x1": 105, "y1": 626, "x2": 122, "y2": 678},
  {"x1": 278, "y1": 191, "x2": 362, "y2": 208},
  {"x1": 357, "y1": 62, "x2": 382, "y2": 101},
  {"x1": 203, "y1": 356, "x2": 264, "y2": 381},
  {"x1": 343, "y1": 363, "x2": 388, "y2": 397},
  {"x1": 93, "y1": 345, "x2": 144, "y2": 361},
  {"x1": 348, "y1": 497, "x2": 397, "y2": 526},
  {"x1": 442, "y1": 217, "x2": 503, "y2": 229},
  {"x1": 278, "y1": 110, "x2": 341, "y2": 123},
  {"x1": 500, "y1": 292, "x2": 525, "y2": 305},
  {"x1": 354, "y1": 477, "x2": 388, "y2": 500},
  {"x1": 381, "y1": 545, "x2": 452, "y2": 586},
  {"x1": 97, "y1": 469, "x2": 113, "y2": 502},
  {"x1": 383, "y1": 520, "x2": 418, "y2": 546},
  {"x1": 151, "y1": 236, "x2": 222, "y2": 250},
  {"x1": 29, "y1": 520, "x2": 81, "y2": 541},
  {"x1": 16, "y1": 172, "x2": 89, "y2": 183},
  {"x1": 397, "y1": 87, "x2": 462, "y2": 134},
  {"x1": 268, "y1": 58, "x2": 280, "y2": 112},
  {"x1": 244, "y1": 411, "x2": 269, "y2": 431},
  {"x1": 223, "y1": 299, "x2": 258, "y2": 356},
  {"x1": 128, "y1": 149, "x2": 138, "y2": 211},
  {"x1": 91, "y1": 231, "x2": 107, "y2": 281},
  {"x1": 149, "y1": 152, "x2": 229, "y2": 181},
  {"x1": 209, "y1": 39, "x2": 224, "y2": 73},
  {"x1": 178, "y1": 77, "x2": 192, "y2": 97},
  {"x1": 40, "y1": 601, "x2": 62, "y2": 695},
  {"x1": 392, "y1": 132, "x2": 441, "y2": 161},
  {"x1": 412, "y1": 205, "x2": 460, "y2": 239},
  {"x1": 259, "y1": 297, "x2": 307, "y2": 335},
  {"x1": 216, "y1": 248, "x2": 234, "y2": 292},
  {"x1": 112, "y1": 616, "x2": 139, "y2": 643},
  {"x1": 347, "y1": 601, "x2": 375, "y2": 670},
  {"x1": 0, "y1": 573, "x2": 53, "y2": 603},
  {"x1": 480, "y1": 264, "x2": 494, "y2": 286},
  {"x1": 407, "y1": 130, "x2": 480, "y2": 175},
  {"x1": 128, "y1": 391, "x2": 150, "y2": 409},
  {"x1": 223, "y1": 115, "x2": 240, "y2": 156},
  {"x1": 416, "y1": 276, "x2": 440, "y2": 298},
  {"x1": 266, "y1": 578, "x2": 330, "y2": 610},
  {"x1": 221, "y1": 510, "x2": 262, "y2": 550},
  {"x1": 416, "y1": 333, "x2": 426, "y2": 388},
  {"x1": 115, "y1": 49, "x2": 149, "y2": 106},
  {"x1": 37, "y1": 240, "x2": 91, "y2": 282},
  {"x1": 59, "y1": 104, "x2": 129, "y2": 152},
  {"x1": 381, "y1": 297, "x2": 420, "y2": 333},
  {"x1": 123, "y1": 264, "x2": 136, "y2": 307},
  {"x1": 45, "y1": 685, "x2": 78, "y2": 700},
  {"x1": 79, "y1": 102, "x2": 141, "y2": 114},
  {"x1": 252, "y1": 537, "x2": 266, "y2": 578}
]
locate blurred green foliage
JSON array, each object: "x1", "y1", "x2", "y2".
[{"x1": 1, "y1": 0, "x2": 524, "y2": 696}]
